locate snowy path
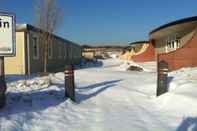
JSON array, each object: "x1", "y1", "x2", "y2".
[
  {"x1": 74, "y1": 63, "x2": 171, "y2": 131},
  {"x1": 0, "y1": 59, "x2": 197, "y2": 131}
]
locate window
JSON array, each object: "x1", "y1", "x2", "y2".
[
  {"x1": 33, "y1": 37, "x2": 39, "y2": 60},
  {"x1": 175, "y1": 39, "x2": 181, "y2": 48},
  {"x1": 48, "y1": 42, "x2": 53, "y2": 59},
  {"x1": 64, "y1": 46, "x2": 67, "y2": 58},
  {"x1": 58, "y1": 46, "x2": 62, "y2": 58},
  {"x1": 165, "y1": 34, "x2": 181, "y2": 52}
]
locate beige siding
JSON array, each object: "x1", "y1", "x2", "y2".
[
  {"x1": 4, "y1": 32, "x2": 26, "y2": 75},
  {"x1": 155, "y1": 28, "x2": 197, "y2": 54},
  {"x1": 180, "y1": 29, "x2": 197, "y2": 46}
]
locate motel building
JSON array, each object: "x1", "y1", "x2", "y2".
[
  {"x1": 150, "y1": 16, "x2": 197, "y2": 71},
  {"x1": 120, "y1": 41, "x2": 155, "y2": 62},
  {"x1": 4, "y1": 24, "x2": 82, "y2": 75}
]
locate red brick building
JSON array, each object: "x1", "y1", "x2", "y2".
[
  {"x1": 130, "y1": 41, "x2": 156, "y2": 62},
  {"x1": 150, "y1": 16, "x2": 197, "y2": 71},
  {"x1": 120, "y1": 41, "x2": 155, "y2": 62}
]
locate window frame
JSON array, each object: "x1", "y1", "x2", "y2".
[
  {"x1": 165, "y1": 34, "x2": 181, "y2": 52},
  {"x1": 64, "y1": 45, "x2": 67, "y2": 58},
  {"x1": 32, "y1": 36, "x2": 39, "y2": 60},
  {"x1": 58, "y1": 46, "x2": 62, "y2": 59},
  {"x1": 48, "y1": 42, "x2": 53, "y2": 59}
]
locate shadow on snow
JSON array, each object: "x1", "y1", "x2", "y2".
[
  {"x1": 76, "y1": 79, "x2": 122, "y2": 104},
  {"x1": 0, "y1": 88, "x2": 66, "y2": 117},
  {"x1": 5, "y1": 75, "x2": 38, "y2": 83},
  {"x1": 52, "y1": 79, "x2": 122, "y2": 104},
  {"x1": 167, "y1": 76, "x2": 174, "y2": 91},
  {"x1": 176, "y1": 117, "x2": 197, "y2": 131},
  {"x1": 0, "y1": 79, "x2": 122, "y2": 118}
]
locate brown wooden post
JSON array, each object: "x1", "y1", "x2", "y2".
[
  {"x1": 157, "y1": 60, "x2": 169, "y2": 96},
  {"x1": 70, "y1": 67, "x2": 75, "y2": 101},
  {"x1": 64, "y1": 65, "x2": 75, "y2": 102},
  {"x1": 0, "y1": 57, "x2": 7, "y2": 108}
]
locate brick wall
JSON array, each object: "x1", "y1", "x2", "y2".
[
  {"x1": 132, "y1": 44, "x2": 156, "y2": 62},
  {"x1": 158, "y1": 31, "x2": 197, "y2": 71}
]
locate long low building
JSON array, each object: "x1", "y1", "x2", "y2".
[{"x1": 5, "y1": 24, "x2": 82, "y2": 75}]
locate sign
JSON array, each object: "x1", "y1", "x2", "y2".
[{"x1": 0, "y1": 12, "x2": 15, "y2": 56}]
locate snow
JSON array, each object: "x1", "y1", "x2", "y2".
[
  {"x1": 108, "y1": 53, "x2": 118, "y2": 59},
  {"x1": 0, "y1": 59, "x2": 197, "y2": 131}
]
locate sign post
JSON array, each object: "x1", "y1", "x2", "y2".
[
  {"x1": 0, "y1": 57, "x2": 6, "y2": 108},
  {"x1": 157, "y1": 60, "x2": 169, "y2": 96},
  {"x1": 0, "y1": 12, "x2": 16, "y2": 108},
  {"x1": 64, "y1": 65, "x2": 75, "y2": 102}
]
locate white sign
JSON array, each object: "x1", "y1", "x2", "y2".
[{"x1": 0, "y1": 12, "x2": 15, "y2": 56}]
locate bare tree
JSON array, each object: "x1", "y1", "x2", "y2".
[{"x1": 34, "y1": 0, "x2": 64, "y2": 73}]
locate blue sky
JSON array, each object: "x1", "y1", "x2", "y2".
[{"x1": 0, "y1": 0, "x2": 197, "y2": 45}]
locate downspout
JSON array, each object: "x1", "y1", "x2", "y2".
[{"x1": 26, "y1": 31, "x2": 31, "y2": 76}]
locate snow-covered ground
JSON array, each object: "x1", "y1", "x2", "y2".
[{"x1": 0, "y1": 59, "x2": 197, "y2": 131}]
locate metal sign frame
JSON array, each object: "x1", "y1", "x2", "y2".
[{"x1": 0, "y1": 12, "x2": 16, "y2": 57}]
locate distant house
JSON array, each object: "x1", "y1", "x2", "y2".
[
  {"x1": 82, "y1": 45, "x2": 124, "y2": 59},
  {"x1": 150, "y1": 16, "x2": 197, "y2": 71},
  {"x1": 120, "y1": 41, "x2": 155, "y2": 62},
  {"x1": 5, "y1": 24, "x2": 82, "y2": 75},
  {"x1": 82, "y1": 48, "x2": 96, "y2": 61}
]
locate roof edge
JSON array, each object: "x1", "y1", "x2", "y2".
[
  {"x1": 16, "y1": 24, "x2": 81, "y2": 47},
  {"x1": 149, "y1": 16, "x2": 197, "y2": 35}
]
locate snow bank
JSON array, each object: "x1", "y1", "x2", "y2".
[
  {"x1": 166, "y1": 67, "x2": 197, "y2": 92},
  {"x1": 7, "y1": 76, "x2": 51, "y2": 92},
  {"x1": 153, "y1": 67, "x2": 197, "y2": 122}
]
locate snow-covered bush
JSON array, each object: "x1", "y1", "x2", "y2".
[{"x1": 13, "y1": 76, "x2": 51, "y2": 89}]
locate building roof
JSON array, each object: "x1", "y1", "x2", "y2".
[
  {"x1": 150, "y1": 16, "x2": 197, "y2": 39},
  {"x1": 16, "y1": 24, "x2": 80, "y2": 47},
  {"x1": 150, "y1": 16, "x2": 197, "y2": 35}
]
